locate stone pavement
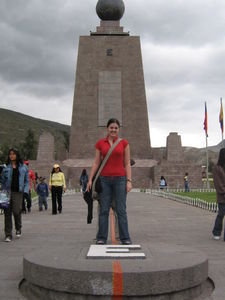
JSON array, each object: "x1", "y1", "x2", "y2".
[{"x1": 0, "y1": 192, "x2": 224, "y2": 299}]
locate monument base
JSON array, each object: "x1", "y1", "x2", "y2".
[
  {"x1": 62, "y1": 159, "x2": 158, "y2": 189},
  {"x1": 20, "y1": 243, "x2": 213, "y2": 299}
]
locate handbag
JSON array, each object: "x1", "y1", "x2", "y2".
[
  {"x1": 0, "y1": 190, "x2": 10, "y2": 210},
  {"x1": 92, "y1": 175, "x2": 102, "y2": 194},
  {"x1": 92, "y1": 138, "x2": 122, "y2": 200}
]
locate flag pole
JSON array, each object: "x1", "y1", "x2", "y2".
[
  {"x1": 205, "y1": 133, "x2": 209, "y2": 189},
  {"x1": 204, "y1": 101, "x2": 209, "y2": 189},
  {"x1": 220, "y1": 97, "x2": 224, "y2": 147}
]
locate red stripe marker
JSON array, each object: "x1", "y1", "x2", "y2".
[{"x1": 110, "y1": 208, "x2": 123, "y2": 299}]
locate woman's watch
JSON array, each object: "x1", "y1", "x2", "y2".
[{"x1": 127, "y1": 179, "x2": 132, "y2": 183}]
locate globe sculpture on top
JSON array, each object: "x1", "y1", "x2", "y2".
[{"x1": 96, "y1": 0, "x2": 125, "y2": 21}]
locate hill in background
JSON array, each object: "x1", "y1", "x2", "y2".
[
  {"x1": 0, "y1": 108, "x2": 222, "y2": 166},
  {"x1": 0, "y1": 108, "x2": 70, "y2": 160},
  {"x1": 183, "y1": 146, "x2": 218, "y2": 168}
]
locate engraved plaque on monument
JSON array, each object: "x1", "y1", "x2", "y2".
[{"x1": 98, "y1": 71, "x2": 122, "y2": 126}]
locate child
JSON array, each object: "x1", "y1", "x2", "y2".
[{"x1": 37, "y1": 177, "x2": 49, "y2": 211}]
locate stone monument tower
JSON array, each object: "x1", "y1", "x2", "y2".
[{"x1": 69, "y1": 0, "x2": 151, "y2": 159}]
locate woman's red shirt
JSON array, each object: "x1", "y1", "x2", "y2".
[{"x1": 95, "y1": 137, "x2": 128, "y2": 176}]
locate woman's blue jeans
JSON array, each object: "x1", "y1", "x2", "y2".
[
  {"x1": 212, "y1": 203, "x2": 225, "y2": 240},
  {"x1": 96, "y1": 176, "x2": 130, "y2": 243}
]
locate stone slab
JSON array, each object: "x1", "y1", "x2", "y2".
[
  {"x1": 87, "y1": 244, "x2": 146, "y2": 258},
  {"x1": 22, "y1": 242, "x2": 208, "y2": 297}
]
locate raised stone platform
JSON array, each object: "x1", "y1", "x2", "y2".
[
  {"x1": 62, "y1": 158, "x2": 158, "y2": 189},
  {"x1": 20, "y1": 242, "x2": 213, "y2": 299}
]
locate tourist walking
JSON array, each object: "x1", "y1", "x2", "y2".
[
  {"x1": 1, "y1": 148, "x2": 29, "y2": 242},
  {"x1": 22, "y1": 160, "x2": 36, "y2": 213},
  {"x1": 184, "y1": 172, "x2": 190, "y2": 192},
  {"x1": 87, "y1": 118, "x2": 132, "y2": 245},
  {"x1": 159, "y1": 176, "x2": 167, "y2": 190},
  {"x1": 37, "y1": 177, "x2": 49, "y2": 211},
  {"x1": 80, "y1": 169, "x2": 89, "y2": 193},
  {"x1": 212, "y1": 148, "x2": 225, "y2": 241},
  {"x1": 49, "y1": 164, "x2": 66, "y2": 215}
]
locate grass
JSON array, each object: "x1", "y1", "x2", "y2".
[
  {"x1": 31, "y1": 189, "x2": 37, "y2": 199},
  {"x1": 174, "y1": 191, "x2": 216, "y2": 203}
]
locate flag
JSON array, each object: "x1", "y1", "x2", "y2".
[
  {"x1": 204, "y1": 102, "x2": 208, "y2": 137},
  {"x1": 219, "y1": 98, "x2": 224, "y2": 134}
]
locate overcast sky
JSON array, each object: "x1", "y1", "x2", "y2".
[{"x1": 1, "y1": 0, "x2": 225, "y2": 148}]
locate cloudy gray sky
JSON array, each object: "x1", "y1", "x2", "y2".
[{"x1": 1, "y1": 0, "x2": 225, "y2": 148}]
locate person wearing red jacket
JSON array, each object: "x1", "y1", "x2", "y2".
[{"x1": 23, "y1": 160, "x2": 36, "y2": 213}]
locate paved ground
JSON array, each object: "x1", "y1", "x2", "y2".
[{"x1": 0, "y1": 192, "x2": 224, "y2": 299}]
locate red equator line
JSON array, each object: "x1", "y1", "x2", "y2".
[
  {"x1": 112, "y1": 261, "x2": 123, "y2": 299},
  {"x1": 110, "y1": 208, "x2": 123, "y2": 299}
]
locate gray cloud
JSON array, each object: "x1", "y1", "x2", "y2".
[{"x1": 124, "y1": 0, "x2": 225, "y2": 46}]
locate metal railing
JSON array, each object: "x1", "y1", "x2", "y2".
[{"x1": 148, "y1": 189, "x2": 218, "y2": 213}]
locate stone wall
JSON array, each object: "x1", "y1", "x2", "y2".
[{"x1": 153, "y1": 161, "x2": 202, "y2": 189}]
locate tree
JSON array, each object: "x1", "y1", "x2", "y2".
[
  {"x1": 63, "y1": 131, "x2": 70, "y2": 152},
  {"x1": 208, "y1": 159, "x2": 215, "y2": 173},
  {"x1": 0, "y1": 144, "x2": 9, "y2": 164}
]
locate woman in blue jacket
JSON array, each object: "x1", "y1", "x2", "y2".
[{"x1": 1, "y1": 148, "x2": 29, "y2": 242}]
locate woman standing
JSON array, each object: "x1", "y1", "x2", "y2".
[
  {"x1": 87, "y1": 118, "x2": 132, "y2": 245},
  {"x1": 184, "y1": 172, "x2": 190, "y2": 192},
  {"x1": 49, "y1": 164, "x2": 66, "y2": 215},
  {"x1": 212, "y1": 148, "x2": 225, "y2": 240},
  {"x1": 159, "y1": 176, "x2": 167, "y2": 190},
  {"x1": 1, "y1": 148, "x2": 29, "y2": 242}
]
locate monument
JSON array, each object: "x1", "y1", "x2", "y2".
[
  {"x1": 36, "y1": 132, "x2": 55, "y2": 162},
  {"x1": 153, "y1": 132, "x2": 202, "y2": 189},
  {"x1": 69, "y1": 0, "x2": 151, "y2": 159},
  {"x1": 28, "y1": 132, "x2": 56, "y2": 182},
  {"x1": 64, "y1": 0, "x2": 159, "y2": 188}
]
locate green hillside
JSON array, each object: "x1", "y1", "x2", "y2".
[
  {"x1": 0, "y1": 108, "x2": 70, "y2": 160},
  {"x1": 0, "y1": 108, "x2": 222, "y2": 166}
]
